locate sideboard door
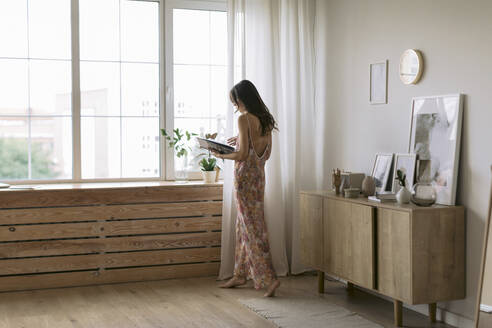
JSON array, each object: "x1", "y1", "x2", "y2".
[
  {"x1": 377, "y1": 208, "x2": 412, "y2": 302},
  {"x1": 299, "y1": 194, "x2": 323, "y2": 269},
  {"x1": 323, "y1": 199, "x2": 375, "y2": 289}
]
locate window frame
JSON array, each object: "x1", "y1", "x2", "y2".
[
  {"x1": 1, "y1": 0, "x2": 226, "y2": 185},
  {"x1": 164, "y1": 0, "x2": 227, "y2": 180}
]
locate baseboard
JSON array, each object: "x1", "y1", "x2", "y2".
[
  {"x1": 325, "y1": 274, "x2": 474, "y2": 328},
  {"x1": 480, "y1": 304, "x2": 492, "y2": 313}
]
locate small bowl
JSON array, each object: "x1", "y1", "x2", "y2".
[{"x1": 344, "y1": 188, "x2": 360, "y2": 198}]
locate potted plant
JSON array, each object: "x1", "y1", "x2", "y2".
[
  {"x1": 395, "y1": 169, "x2": 411, "y2": 204},
  {"x1": 199, "y1": 156, "x2": 217, "y2": 183},
  {"x1": 161, "y1": 128, "x2": 197, "y2": 181},
  {"x1": 196, "y1": 132, "x2": 221, "y2": 183}
]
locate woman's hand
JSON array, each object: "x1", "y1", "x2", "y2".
[
  {"x1": 227, "y1": 136, "x2": 238, "y2": 146},
  {"x1": 211, "y1": 150, "x2": 222, "y2": 159}
]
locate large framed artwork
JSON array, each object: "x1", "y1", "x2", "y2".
[{"x1": 408, "y1": 94, "x2": 464, "y2": 205}]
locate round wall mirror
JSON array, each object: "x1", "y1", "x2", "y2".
[{"x1": 399, "y1": 49, "x2": 423, "y2": 84}]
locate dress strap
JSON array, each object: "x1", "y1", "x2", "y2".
[{"x1": 245, "y1": 113, "x2": 254, "y2": 150}]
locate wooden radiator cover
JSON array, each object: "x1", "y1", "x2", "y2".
[{"x1": 0, "y1": 183, "x2": 223, "y2": 292}]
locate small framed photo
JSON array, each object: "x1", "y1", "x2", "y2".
[
  {"x1": 391, "y1": 153, "x2": 417, "y2": 193},
  {"x1": 370, "y1": 60, "x2": 388, "y2": 105},
  {"x1": 371, "y1": 153, "x2": 394, "y2": 193}
]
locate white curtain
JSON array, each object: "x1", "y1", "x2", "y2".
[{"x1": 219, "y1": 0, "x2": 325, "y2": 279}]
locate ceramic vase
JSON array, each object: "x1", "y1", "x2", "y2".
[
  {"x1": 201, "y1": 170, "x2": 216, "y2": 184},
  {"x1": 362, "y1": 176, "x2": 376, "y2": 197},
  {"x1": 396, "y1": 186, "x2": 411, "y2": 204}
]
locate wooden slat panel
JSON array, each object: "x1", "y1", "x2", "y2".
[
  {"x1": 0, "y1": 185, "x2": 222, "y2": 209},
  {"x1": 0, "y1": 248, "x2": 221, "y2": 275},
  {"x1": 0, "y1": 222, "x2": 101, "y2": 241},
  {"x1": 0, "y1": 232, "x2": 221, "y2": 258},
  {"x1": 0, "y1": 217, "x2": 221, "y2": 242},
  {"x1": 103, "y1": 217, "x2": 221, "y2": 236},
  {"x1": 0, "y1": 202, "x2": 222, "y2": 225},
  {"x1": 0, "y1": 262, "x2": 220, "y2": 292}
]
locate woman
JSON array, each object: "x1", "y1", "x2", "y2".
[{"x1": 212, "y1": 80, "x2": 280, "y2": 297}]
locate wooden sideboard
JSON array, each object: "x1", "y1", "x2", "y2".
[
  {"x1": 300, "y1": 191, "x2": 465, "y2": 327},
  {"x1": 0, "y1": 182, "x2": 222, "y2": 292}
]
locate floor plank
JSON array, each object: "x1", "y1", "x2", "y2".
[{"x1": 0, "y1": 274, "x2": 455, "y2": 328}]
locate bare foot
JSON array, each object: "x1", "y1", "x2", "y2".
[
  {"x1": 263, "y1": 279, "x2": 280, "y2": 297},
  {"x1": 219, "y1": 277, "x2": 246, "y2": 288}
]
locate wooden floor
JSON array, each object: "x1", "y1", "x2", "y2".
[{"x1": 0, "y1": 273, "x2": 454, "y2": 328}]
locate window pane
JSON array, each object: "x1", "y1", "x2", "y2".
[
  {"x1": 121, "y1": 0, "x2": 158, "y2": 63},
  {"x1": 79, "y1": 0, "x2": 120, "y2": 61},
  {"x1": 174, "y1": 65, "x2": 210, "y2": 118},
  {"x1": 210, "y1": 66, "x2": 227, "y2": 119},
  {"x1": 121, "y1": 118, "x2": 159, "y2": 178},
  {"x1": 121, "y1": 63, "x2": 159, "y2": 117},
  {"x1": 0, "y1": 117, "x2": 29, "y2": 180},
  {"x1": 30, "y1": 60, "x2": 72, "y2": 115},
  {"x1": 80, "y1": 62, "x2": 120, "y2": 116},
  {"x1": 210, "y1": 11, "x2": 227, "y2": 66},
  {"x1": 81, "y1": 117, "x2": 121, "y2": 179},
  {"x1": 31, "y1": 117, "x2": 72, "y2": 179},
  {"x1": 0, "y1": 59, "x2": 29, "y2": 115},
  {"x1": 173, "y1": 9, "x2": 210, "y2": 65},
  {"x1": 28, "y1": 0, "x2": 71, "y2": 59},
  {"x1": 0, "y1": 0, "x2": 28, "y2": 58}
]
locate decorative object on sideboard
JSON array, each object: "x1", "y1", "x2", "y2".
[
  {"x1": 362, "y1": 176, "x2": 376, "y2": 197},
  {"x1": 410, "y1": 181, "x2": 437, "y2": 206},
  {"x1": 395, "y1": 169, "x2": 411, "y2": 204},
  {"x1": 370, "y1": 60, "x2": 388, "y2": 104},
  {"x1": 344, "y1": 188, "x2": 361, "y2": 199},
  {"x1": 332, "y1": 169, "x2": 342, "y2": 195},
  {"x1": 340, "y1": 172, "x2": 365, "y2": 192},
  {"x1": 197, "y1": 132, "x2": 221, "y2": 183},
  {"x1": 399, "y1": 49, "x2": 423, "y2": 84},
  {"x1": 391, "y1": 153, "x2": 417, "y2": 193},
  {"x1": 371, "y1": 153, "x2": 394, "y2": 193},
  {"x1": 408, "y1": 94, "x2": 463, "y2": 205}
]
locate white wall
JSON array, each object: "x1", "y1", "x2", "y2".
[{"x1": 314, "y1": 0, "x2": 492, "y2": 325}]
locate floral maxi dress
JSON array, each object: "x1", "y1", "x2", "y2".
[{"x1": 233, "y1": 118, "x2": 277, "y2": 289}]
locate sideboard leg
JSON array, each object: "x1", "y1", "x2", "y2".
[
  {"x1": 428, "y1": 303, "x2": 437, "y2": 323},
  {"x1": 394, "y1": 300, "x2": 403, "y2": 327},
  {"x1": 317, "y1": 270, "x2": 324, "y2": 293},
  {"x1": 347, "y1": 281, "x2": 354, "y2": 292}
]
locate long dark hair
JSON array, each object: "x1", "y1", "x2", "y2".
[{"x1": 229, "y1": 80, "x2": 278, "y2": 136}]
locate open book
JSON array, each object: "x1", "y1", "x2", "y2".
[{"x1": 197, "y1": 137, "x2": 235, "y2": 154}]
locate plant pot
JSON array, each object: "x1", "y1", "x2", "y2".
[
  {"x1": 201, "y1": 170, "x2": 216, "y2": 184},
  {"x1": 396, "y1": 186, "x2": 411, "y2": 204}
]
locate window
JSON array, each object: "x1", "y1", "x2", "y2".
[
  {"x1": 0, "y1": 0, "x2": 227, "y2": 183},
  {"x1": 165, "y1": 0, "x2": 228, "y2": 178},
  {"x1": 79, "y1": 0, "x2": 160, "y2": 179},
  {"x1": 0, "y1": 0, "x2": 72, "y2": 180}
]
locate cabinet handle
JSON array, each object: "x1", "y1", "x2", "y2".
[{"x1": 8, "y1": 227, "x2": 16, "y2": 232}]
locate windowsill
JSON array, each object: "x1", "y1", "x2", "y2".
[{"x1": 0, "y1": 180, "x2": 223, "y2": 192}]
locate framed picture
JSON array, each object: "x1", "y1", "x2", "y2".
[
  {"x1": 371, "y1": 153, "x2": 393, "y2": 193},
  {"x1": 408, "y1": 94, "x2": 464, "y2": 205},
  {"x1": 370, "y1": 60, "x2": 388, "y2": 104},
  {"x1": 391, "y1": 153, "x2": 417, "y2": 193}
]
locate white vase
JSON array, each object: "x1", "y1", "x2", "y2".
[
  {"x1": 174, "y1": 155, "x2": 189, "y2": 182},
  {"x1": 201, "y1": 170, "x2": 216, "y2": 184},
  {"x1": 396, "y1": 186, "x2": 411, "y2": 204}
]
